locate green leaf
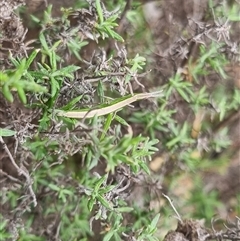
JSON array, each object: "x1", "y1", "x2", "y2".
[
  {"x1": 97, "y1": 195, "x2": 113, "y2": 210},
  {"x1": 96, "y1": 0, "x2": 104, "y2": 23},
  {"x1": 111, "y1": 31, "x2": 124, "y2": 42},
  {"x1": 177, "y1": 87, "x2": 190, "y2": 102},
  {"x1": 8, "y1": 59, "x2": 26, "y2": 83},
  {"x1": 39, "y1": 32, "x2": 50, "y2": 53},
  {"x1": 60, "y1": 65, "x2": 80, "y2": 75},
  {"x1": 87, "y1": 197, "x2": 96, "y2": 212},
  {"x1": 0, "y1": 128, "x2": 16, "y2": 137},
  {"x1": 100, "y1": 113, "x2": 113, "y2": 141},
  {"x1": 52, "y1": 39, "x2": 62, "y2": 50},
  {"x1": 103, "y1": 230, "x2": 114, "y2": 241},
  {"x1": 26, "y1": 49, "x2": 40, "y2": 69},
  {"x1": 2, "y1": 84, "x2": 14, "y2": 102},
  {"x1": 50, "y1": 77, "x2": 59, "y2": 97},
  {"x1": 0, "y1": 71, "x2": 8, "y2": 83},
  {"x1": 17, "y1": 86, "x2": 27, "y2": 104},
  {"x1": 9, "y1": 56, "x2": 20, "y2": 67},
  {"x1": 139, "y1": 161, "x2": 150, "y2": 175},
  {"x1": 48, "y1": 183, "x2": 60, "y2": 191},
  {"x1": 50, "y1": 51, "x2": 57, "y2": 71},
  {"x1": 99, "y1": 185, "x2": 115, "y2": 194},
  {"x1": 114, "y1": 207, "x2": 134, "y2": 212},
  {"x1": 114, "y1": 114, "x2": 130, "y2": 127},
  {"x1": 61, "y1": 95, "x2": 83, "y2": 111},
  {"x1": 94, "y1": 174, "x2": 108, "y2": 192},
  {"x1": 149, "y1": 213, "x2": 160, "y2": 231}
]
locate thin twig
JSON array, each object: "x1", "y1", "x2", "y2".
[
  {"x1": 0, "y1": 169, "x2": 22, "y2": 184},
  {"x1": 0, "y1": 136, "x2": 37, "y2": 207},
  {"x1": 162, "y1": 193, "x2": 182, "y2": 223}
]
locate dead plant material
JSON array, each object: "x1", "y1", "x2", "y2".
[{"x1": 163, "y1": 219, "x2": 209, "y2": 241}]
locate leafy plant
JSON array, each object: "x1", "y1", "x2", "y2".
[
  {"x1": 91, "y1": 0, "x2": 123, "y2": 42},
  {"x1": 0, "y1": 50, "x2": 47, "y2": 103},
  {"x1": 0, "y1": 0, "x2": 239, "y2": 240}
]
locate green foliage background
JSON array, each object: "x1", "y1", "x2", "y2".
[{"x1": 0, "y1": 0, "x2": 239, "y2": 240}]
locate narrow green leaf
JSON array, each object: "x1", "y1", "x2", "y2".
[
  {"x1": 166, "y1": 136, "x2": 180, "y2": 148},
  {"x1": 114, "y1": 115, "x2": 130, "y2": 127},
  {"x1": 51, "y1": 39, "x2": 62, "y2": 50},
  {"x1": 104, "y1": 26, "x2": 114, "y2": 38},
  {"x1": 100, "y1": 185, "x2": 115, "y2": 194},
  {"x1": 111, "y1": 31, "x2": 124, "y2": 42},
  {"x1": 0, "y1": 71, "x2": 8, "y2": 83},
  {"x1": 103, "y1": 230, "x2": 114, "y2": 241},
  {"x1": 96, "y1": 0, "x2": 104, "y2": 23},
  {"x1": 139, "y1": 161, "x2": 150, "y2": 175},
  {"x1": 9, "y1": 56, "x2": 20, "y2": 67},
  {"x1": 94, "y1": 174, "x2": 108, "y2": 192},
  {"x1": 61, "y1": 95, "x2": 83, "y2": 111},
  {"x1": 87, "y1": 197, "x2": 96, "y2": 212},
  {"x1": 59, "y1": 191, "x2": 67, "y2": 203},
  {"x1": 61, "y1": 189, "x2": 73, "y2": 195},
  {"x1": 150, "y1": 213, "x2": 160, "y2": 231},
  {"x1": 97, "y1": 195, "x2": 112, "y2": 210},
  {"x1": 0, "y1": 128, "x2": 16, "y2": 137},
  {"x1": 114, "y1": 207, "x2": 134, "y2": 212},
  {"x1": 50, "y1": 77, "x2": 59, "y2": 97},
  {"x1": 17, "y1": 86, "x2": 27, "y2": 104},
  {"x1": 100, "y1": 113, "x2": 113, "y2": 141},
  {"x1": 39, "y1": 32, "x2": 50, "y2": 53},
  {"x1": 50, "y1": 51, "x2": 57, "y2": 71},
  {"x1": 26, "y1": 49, "x2": 40, "y2": 69},
  {"x1": 2, "y1": 84, "x2": 14, "y2": 102},
  {"x1": 177, "y1": 87, "x2": 190, "y2": 102},
  {"x1": 59, "y1": 65, "x2": 80, "y2": 74},
  {"x1": 48, "y1": 183, "x2": 60, "y2": 191},
  {"x1": 8, "y1": 59, "x2": 26, "y2": 83}
]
